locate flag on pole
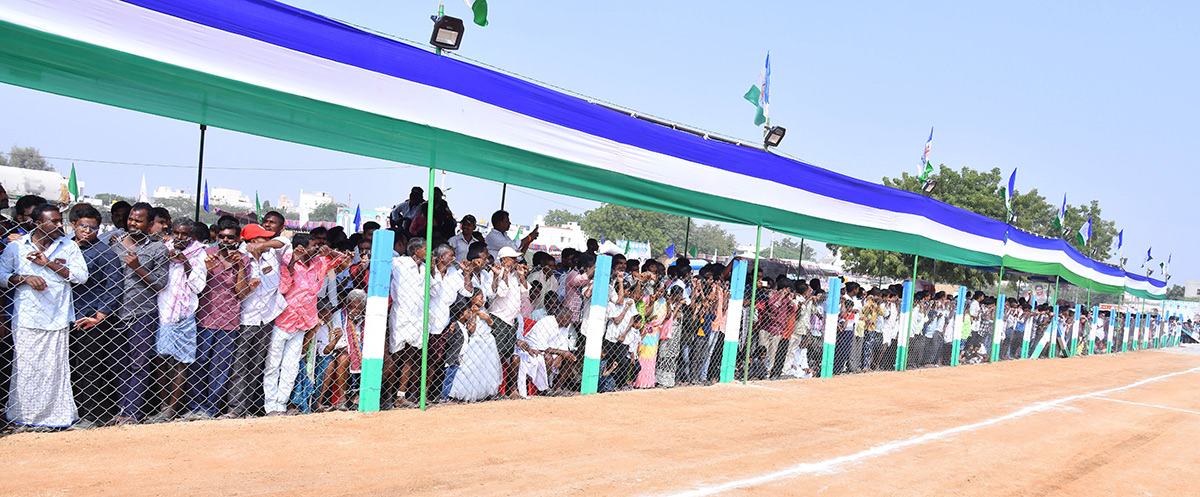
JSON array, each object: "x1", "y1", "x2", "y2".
[
  {"x1": 918, "y1": 127, "x2": 934, "y2": 181},
  {"x1": 203, "y1": 180, "x2": 210, "y2": 213},
  {"x1": 1053, "y1": 194, "x2": 1066, "y2": 231},
  {"x1": 665, "y1": 244, "x2": 676, "y2": 259},
  {"x1": 1003, "y1": 169, "x2": 1017, "y2": 215},
  {"x1": 67, "y1": 163, "x2": 79, "y2": 201},
  {"x1": 1075, "y1": 216, "x2": 1091, "y2": 246},
  {"x1": 743, "y1": 52, "x2": 770, "y2": 126},
  {"x1": 1142, "y1": 247, "x2": 1153, "y2": 268},
  {"x1": 353, "y1": 204, "x2": 362, "y2": 232},
  {"x1": 623, "y1": 240, "x2": 631, "y2": 254},
  {"x1": 463, "y1": 0, "x2": 488, "y2": 26},
  {"x1": 688, "y1": 246, "x2": 698, "y2": 258},
  {"x1": 137, "y1": 174, "x2": 148, "y2": 202},
  {"x1": 1116, "y1": 229, "x2": 1123, "y2": 251},
  {"x1": 255, "y1": 191, "x2": 261, "y2": 216}
]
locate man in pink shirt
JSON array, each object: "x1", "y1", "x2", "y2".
[{"x1": 263, "y1": 232, "x2": 348, "y2": 415}]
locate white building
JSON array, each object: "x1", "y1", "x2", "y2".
[
  {"x1": 525, "y1": 215, "x2": 589, "y2": 256},
  {"x1": 209, "y1": 187, "x2": 253, "y2": 209},
  {"x1": 277, "y1": 195, "x2": 294, "y2": 210},
  {"x1": 152, "y1": 186, "x2": 190, "y2": 200},
  {"x1": 299, "y1": 190, "x2": 334, "y2": 212},
  {"x1": 1185, "y1": 280, "x2": 1200, "y2": 300}
]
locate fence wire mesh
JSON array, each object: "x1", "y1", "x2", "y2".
[{"x1": 0, "y1": 198, "x2": 1192, "y2": 436}]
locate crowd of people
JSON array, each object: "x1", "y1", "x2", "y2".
[{"x1": 0, "y1": 182, "x2": 1190, "y2": 434}]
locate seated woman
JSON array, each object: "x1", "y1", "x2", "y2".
[{"x1": 448, "y1": 289, "x2": 501, "y2": 402}]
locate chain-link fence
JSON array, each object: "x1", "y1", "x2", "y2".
[{"x1": 0, "y1": 198, "x2": 1191, "y2": 435}]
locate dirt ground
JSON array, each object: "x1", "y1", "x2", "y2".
[{"x1": 3, "y1": 347, "x2": 1199, "y2": 497}]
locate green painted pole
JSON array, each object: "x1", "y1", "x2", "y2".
[
  {"x1": 418, "y1": 166, "x2": 435, "y2": 411},
  {"x1": 741, "y1": 225, "x2": 763, "y2": 384},
  {"x1": 683, "y1": 217, "x2": 690, "y2": 256}
]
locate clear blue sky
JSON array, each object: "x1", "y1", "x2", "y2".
[{"x1": 0, "y1": 1, "x2": 1194, "y2": 282}]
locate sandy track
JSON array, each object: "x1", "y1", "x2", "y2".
[{"x1": 3, "y1": 348, "x2": 1198, "y2": 497}]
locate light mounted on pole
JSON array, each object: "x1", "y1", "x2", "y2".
[
  {"x1": 921, "y1": 179, "x2": 938, "y2": 195},
  {"x1": 430, "y1": 14, "x2": 465, "y2": 51},
  {"x1": 763, "y1": 125, "x2": 786, "y2": 149}
]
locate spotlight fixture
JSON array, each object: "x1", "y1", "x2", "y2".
[
  {"x1": 921, "y1": 179, "x2": 938, "y2": 195},
  {"x1": 430, "y1": 15, "x2": 465, "y2": 51},
  {"x1": 764, "y1": 126, "x2": 786, "y2": 148}
]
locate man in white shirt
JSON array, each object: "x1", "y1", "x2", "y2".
[
  {"x1": 485, "y1": 209, "x2": 537, "y2": 259},
  {"x1": 0, "y1": 204, "x2": 88, "y2": 429},
  {"x1": 425, "y1": 243, "x2": 464, "y2": 401},
  {"x1": 516, "y1": 299, "x2": 576, "y2": 397},
  {"x1": 489, "y1": 246, "x2": 529, "y2": 391},
  {"x1": 388, "y1": 237, "x2": 427, "y2": 406}
]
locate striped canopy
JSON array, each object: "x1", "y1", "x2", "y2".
[{"x1": 0, "y1": 0, "x2": 1166, "y2": 298}]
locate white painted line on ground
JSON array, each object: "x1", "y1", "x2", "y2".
[
  {"x1": 1091, "y1": 396, "x2": 1200, "y2": 416},
  {"x1": 659, "y1": 366, "x2": 1200, "y2": 497}
]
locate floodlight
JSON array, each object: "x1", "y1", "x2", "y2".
[
  {"x1": 921, "y1": 179, "x2": 938, "y2": 195},
  {"x1": 430, "y1": 15, "x2": 465, "y2": 51},
  {"x1": 764, "y1": 126, "x2": 786, "y2": 148}
]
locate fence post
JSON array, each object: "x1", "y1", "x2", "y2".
[
  {"x1": 1088, "y1": 306, "x2": 1099, "y2": 355},
  {"x1": 990, "y1": 293, "x2": 1005, "y2": 362},
  {"x1": 1021, "y1": 312, "x2": 1034, "y2": 359},
  {"x1": 950, "y1": 286, "x2": 965, "y2": 366},
  {"x1": 895, "y1": 281, "x2": 913, "y2": 371},
  {"x1": 820, "y1": 277, "x2": 842, "y2": 378},
  {"x1": 358, "y1": 229, "x2": 395, "y2": 412},
  {"x1": 1122, "y1": 311, "x2": 1132, "y2": 353},
  {"x1": 579, "y1": 254, "x2": 612, "y2": 395},
  {"x1": 1107, "y1": 309, "x2": 1116, "y2": 354},
  {"x1": 1049, "y1": 304, "x2": 1060, "y2": 358},
  {"x1": 720, "y1": 259, "x2": 748, "y2": 383},
  {"x1": 1069, "y1": 304, "x2": 1081, "y2": 357}
]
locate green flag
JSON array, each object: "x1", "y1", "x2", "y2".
[
  {"x1": 624, "y1": 240, "x2": 631, "y2": 254},
  {"x1": 255, "y1": 191, "x2": 261, "y2": 215},
  {"x1": 465, "y1": 0, "x2": 488, "y2": 26},
  {"x1": 688, "y1": 246, "x2": 698, "y2": 258},
  {"x1": 743, "y1": 85, "x2": 766, "y2": 126},
  {"x1": 917, "y1": 160, "x2": 934, "y2": 182},
  {"x1": 67, "y1": 163, "x2": 79, "y2": 201}
]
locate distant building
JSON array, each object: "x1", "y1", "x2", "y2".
[
  {"x1": 209, "y1": 187, "x2": 253, "y2": 209},
  {"x1": 299, "y1": 190, "x2": 334, "y2": 212},
  {"x1": 277, "y1": 195, "x2": 294, "y2": 210},
  {"x1": 152, "y1": 186, "x2": 190, "y2": 200},
  {"x1": 524, "y1": 215, "x2": 589, "y2": 257},
  {"x1": 1186, "y1": 280, "x2": 1200, "y2": 299}
]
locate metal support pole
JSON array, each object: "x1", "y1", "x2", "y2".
[
  {"x1": 741, "y1": 225, "x2": 763, "y2": 383},
  {"x1": 499, "y1": 183, "x2": 507, "y2": 211},
  {"x1": 418, "y1": 166, "x2": 435, "y2": 411},
  {"x1": 193, "y1": 124, "x2": 207, "y2": 219}
]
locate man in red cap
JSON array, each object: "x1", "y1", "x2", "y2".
[{"x1": 222, "y1": 223, "x2": 285, "y2": 418}]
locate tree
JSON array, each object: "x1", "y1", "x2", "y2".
[
  {"x1": 542, "y1": 208, "x2": 583, "y2": 227},
  {"x1": 690, "y1": 222, "x2": 737, "y2": 256},
  {"x1": 3, "y1": 145, "x2": 53, "y2": 171},
  {"x1": 759, "y1": 237, "x2": 815, "y2": 261},
  {"x1": 310, "y1": 202, "x2": 344, "y2": 223},
  {"x1": 1167, "y1": 284, "x2": 1185, "y2": 299},
  {"x1": 831, "y1": 163, "x2": 1122, "y2": 290},
  {"x1": 578, "y1": 203, "x2": 735, "y2": 258}
]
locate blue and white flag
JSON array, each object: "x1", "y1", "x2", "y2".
[
  {"x1": 918, "y1": 127, "x2": 934, "y2": 181},
  {"x1": 353, "y1": 204, "x2": 362, "y2": 232},
  {"x1": 665, "y1": 243, "x2": 676, "y2": 259},
  {"x1": 202, "y1": 180, "x2": 210, "y2": 213}
]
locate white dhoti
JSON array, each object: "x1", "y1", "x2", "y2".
[
  {"x1": 515, "y1": 348, "x2": 548, "y2": 398},
  {"x1": 7, "y1": 327, "x2": 76, "y2": 427}
]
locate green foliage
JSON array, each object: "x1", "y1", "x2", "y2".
[
  {"x1": 1, "y1": 145, "x2": 53, "y2": 171},
  {"x1": 834, "y1": 163, "x2": 1120, "y2": 290},
  {"x1": 1167, "y1": 284, "x2": 1185, "y2": 299},
  {"x1": 309, "y1": 202, "x2": 344, "y2": 223},
  {"x1": 759, "y1": 236, "x2": 815, "y2": 261},
  {"x1": 542, "y1": 208, "x2": 583, "y2": 226},
  {"x1": 578, "y1": 203, "x2": 735, "y2": 257}
]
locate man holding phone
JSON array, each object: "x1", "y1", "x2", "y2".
[{"x1": 485, "y1": 210, "x2": 537, "y2": 260}]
